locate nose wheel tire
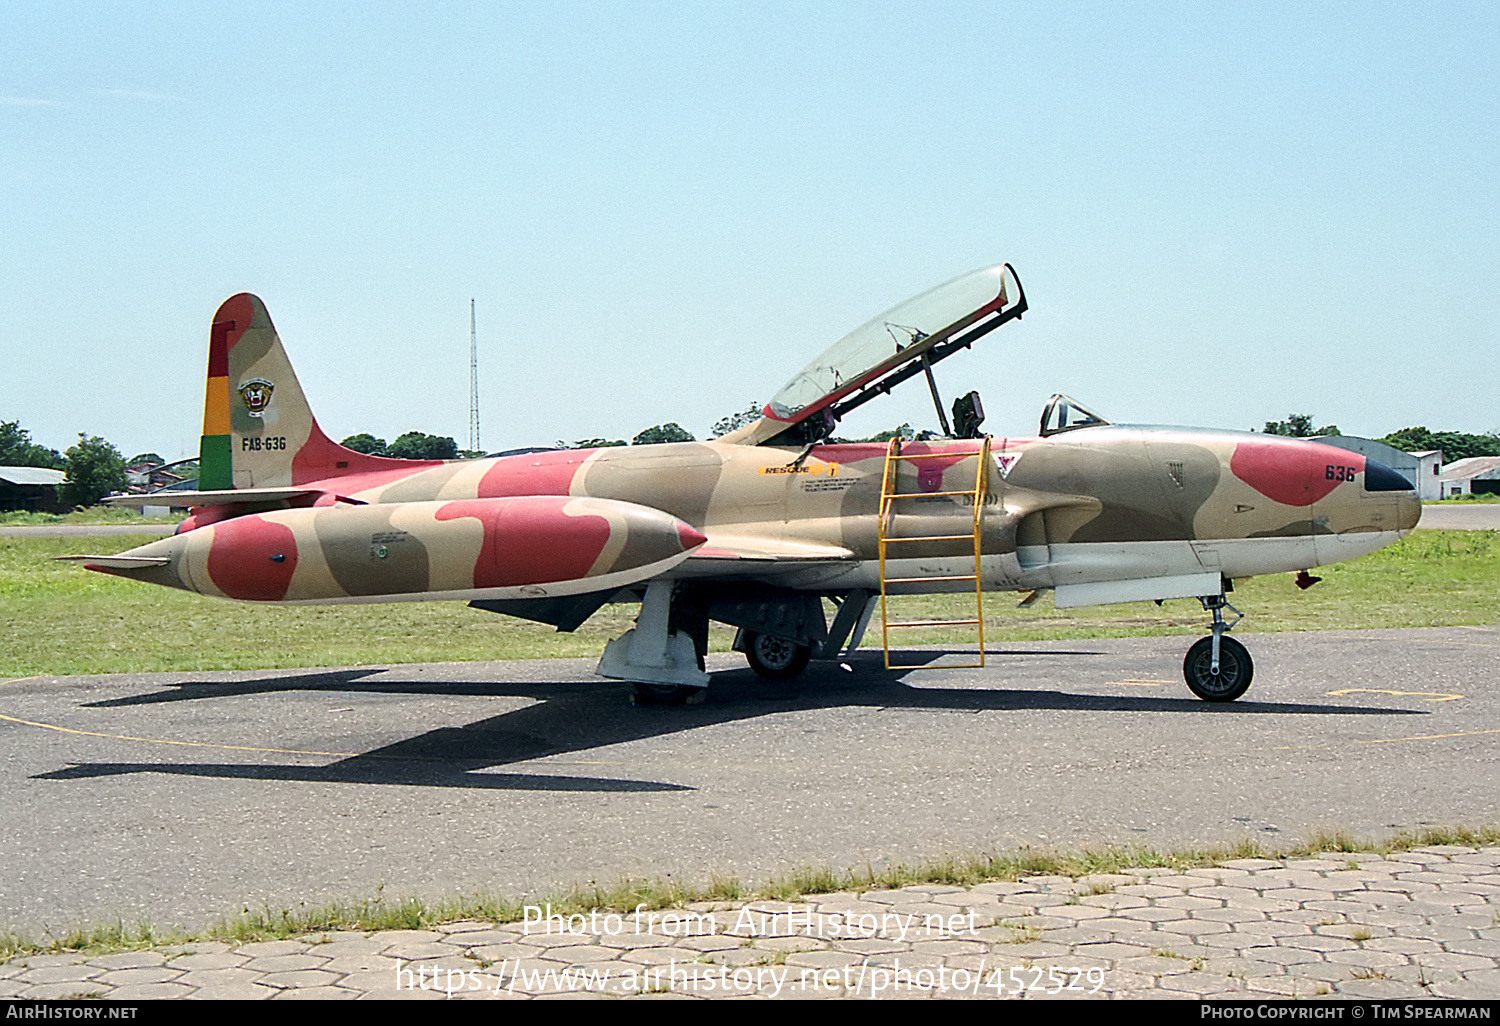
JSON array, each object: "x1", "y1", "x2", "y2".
[
  {"x1": 743, "y1": 631, "x2": 812, "y2": 680},
  {"x1": 1183, "y1": 635, "x2": 1253, "y2": 702}
]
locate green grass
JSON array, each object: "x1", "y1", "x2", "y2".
[
  {"x1": 883, "y1": 528, "x2": 1499, "y2": 646},
  {"x1": 0, "y1": 534, "x2": 740, "y2": 675},
  {"x1": 3, "y1": 823, "x2": 1496, "y2": 961},
  {"x1": 0, "y1": 506, "x2": 183, "y2": 526},
  {"x1": 3, "y1": 530, "x2": 1495, "y2": 677}
]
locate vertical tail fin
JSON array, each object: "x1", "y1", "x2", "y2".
[
  {"x1": 200, "y1": 294, "x2": 311, "y2": 489},
  {"x1": 200, "y1": 294, "x2": 436, "y2": 490}
]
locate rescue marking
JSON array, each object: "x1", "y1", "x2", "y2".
[
  {"x1": 1326, "y1": 688, "x2": 1463, "y2": 703},
  {"x1": 760, "y1": 464, "x2": 837, "y2": 477},
  {"x1": 802, "y1": 477, "x2": 855, "y2": 493}
]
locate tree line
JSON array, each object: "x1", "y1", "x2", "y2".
[
  {"x1": 1260, "y1": 412, "x2": 1500, "y2": 463},
  {"x1": 1, "y1": 421, "x2": 132, "y2": 508}
]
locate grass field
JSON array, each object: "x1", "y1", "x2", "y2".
[
  {"x1": 2, "y1": 529, "x2": 1495, "y2": 678},
  {"x1": 0, "y1": 507, "x2": 182, "y2": 527}
]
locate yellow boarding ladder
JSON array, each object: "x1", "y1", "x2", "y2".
[{"x1": 877, "y1": 436, "x2": 990, "y2": 669}]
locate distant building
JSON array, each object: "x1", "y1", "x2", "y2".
[
  {"x1": 1312, "y1": 436, "x2": 1444, "y2": 501},
  {"x1": 1406, "y1": 451, "x2": 1444, "y2": 502},
  {"x1": 124, "y1": 459, "x2": 192, "y2": 493},
  {"x1": 1437, "y1": 456, "x2": 1500, "y2": 498},
  {"x1": 0, "y1": 465, "x2": 67, "y2": 512}
]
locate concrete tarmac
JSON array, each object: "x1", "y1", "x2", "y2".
[
  {"x1": 2, "y1": 626, "x2": 1496, "y2": 944},
  {"x1": 1417, "y1": 503, "x2": 1500, "y2": 530}
]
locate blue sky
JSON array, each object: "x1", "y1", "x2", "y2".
[{"x1": 3, "y1": 1, "x2": 1496, "y2": 460}]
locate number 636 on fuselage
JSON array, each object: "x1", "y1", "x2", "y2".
[{"x1": 68, "y1": 263, "x2": 1420, "y2": 703}]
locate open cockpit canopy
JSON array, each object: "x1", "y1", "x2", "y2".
[{"x1": 753, "y1": 263, "x2": 1026, "y2": 443}]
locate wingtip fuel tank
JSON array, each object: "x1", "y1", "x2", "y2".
[{"x1": 78, "y1": 495, "x2": 707, "y2": 604}]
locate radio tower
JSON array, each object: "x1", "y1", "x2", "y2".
[{"x1": 468, "y1": 299, "x2": 481, "y2": 454}]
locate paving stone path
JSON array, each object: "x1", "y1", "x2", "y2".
[{"x1": 4, "y1": 846, "x2": 1498, "y2": 1000}]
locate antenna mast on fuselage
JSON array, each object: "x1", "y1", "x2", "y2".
[{"x1": 468, "y1": 298, "x2": 480, "y2": 454}]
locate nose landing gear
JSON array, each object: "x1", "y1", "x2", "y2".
[{"x1": 1184, "y1": 592, "x2": 1253, "y2": 702}]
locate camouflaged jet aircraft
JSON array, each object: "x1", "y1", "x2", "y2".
[{"x1": 68, "y1": 263, "x2": 1421, "y2": 703}]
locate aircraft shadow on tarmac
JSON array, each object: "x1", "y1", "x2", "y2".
[{"x1": 44, "y1": 652, "x2": 1426, "y2": 793}]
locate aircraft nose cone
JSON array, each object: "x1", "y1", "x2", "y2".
[
  {"x1": 1362, "y1": 458, "x2": 1422, "y2": 533},
  {"x1": 1398, "y1": 492, "x2": 1422, "y2": 532}
]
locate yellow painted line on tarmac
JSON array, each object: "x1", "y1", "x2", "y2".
[
  {"x1": 1274, "y1": 727, "x2": 1500, "y2": 751},
  {"x1": 0, "y1": 677, "x2": 43, "y2": 687},
  {"x1": 0, "y1": 712, "x2": 357, "y2": 758},
  {"x1": 1326, "y1": 688, "x2": 1463, "y2": 702},
  {"x1": 0, "y1": 710, "x2": 628, "y2": 767},
  {"x1": 1109, "y1": 679, "x2": 1174, "y2": 687},
  {"x1": 1359, "y1": 728, "x2": 1500, "y2": 745}
]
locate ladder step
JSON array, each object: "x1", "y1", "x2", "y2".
[
  {"x1": 878, "y1": 434, "x2": 991, "y2": 672},
  {"x1": 882, "y1": 489, "x2": 977, "y2": 500},
  {"x1": 886, "y1": 452, "x2": 983, "y2": 461},
  {"x1": 886, "y1": 618, "x2": 982, "y2": 628},
  {"x1": 880, "y1": 534, "x2": 976, "y2": 542},
  {"x1": 888, "y1": 658, "x2": 985, "y2": 669},
  {"x1": 882, "y1": 574, "x2": 977, "y2": 584}
]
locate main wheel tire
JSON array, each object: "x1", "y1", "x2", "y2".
[
  {"x1": 631, "y1": 683, "x2": 706, "y2": 706},
  {"x1": 1183, "y1": 635, "x2": 1253, "y2": 702},
  {"x1": 743, "y1": 631, "x2": 812, "y2": 680}
]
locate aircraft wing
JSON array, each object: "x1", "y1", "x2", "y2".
[
  {"x1": 687, "y1": 535, "x2": 857, "y2": 563},
  {"x1": 684, "y1": 537, "x2": 858, "y2": 570}
]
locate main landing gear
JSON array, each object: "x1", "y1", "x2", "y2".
[
  {"x1": 1183, "y1": 592, "x2": 1252, "y2": 702},
  {"x1": 602, "y1": 584, "x2": 868, "y2": 704},
  {"x1": 597, "y1": 581, "x2": 711, "y2": 706},
  {"x1": 740, "y1": 630, "x2": 812, "y2": 680}
]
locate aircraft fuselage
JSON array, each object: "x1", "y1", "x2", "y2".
[{"x1": 99, "y1": 426, "x2": 1418, "y2": 610}]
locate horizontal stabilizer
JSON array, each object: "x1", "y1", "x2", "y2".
[
  {"x1": 53, "y1": 554, "x2": 171, "y2": 569},
  {"x1": 104, "y1": 488, "x2": 343, "y2": 508}
]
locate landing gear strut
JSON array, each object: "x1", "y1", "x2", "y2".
[
  {"x1": 597, "y1": 581, "x2": 710, "y2": 705},
  {"x1": 1183, "y1": 592, "x2": 1253, "y2": 702}
]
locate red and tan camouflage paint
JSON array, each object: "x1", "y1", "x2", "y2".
[
  {"x1": 96, "y1": 495, "x2": 706, "y2": 604},
  {"x1": 85, "y1": 284, "x2": 1419, "y2": 609}
]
